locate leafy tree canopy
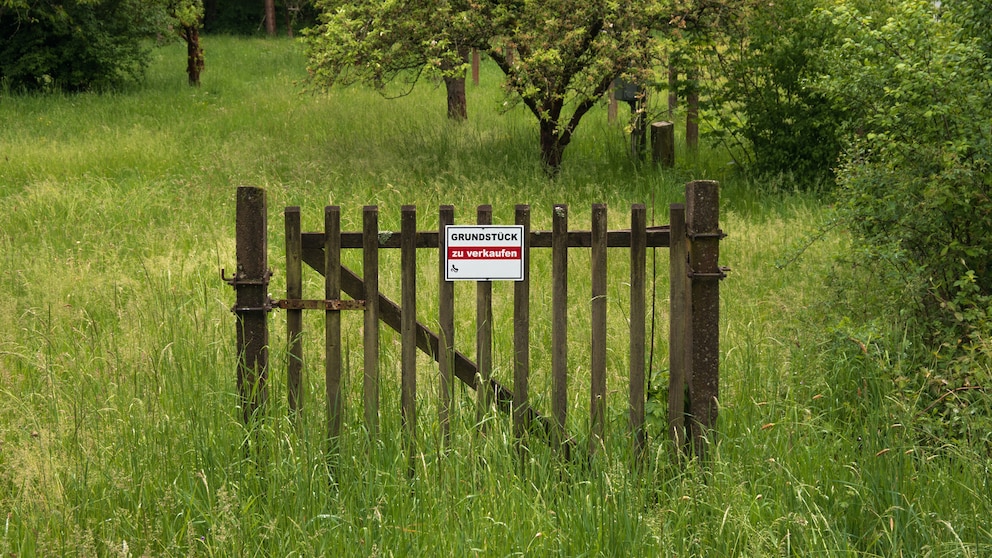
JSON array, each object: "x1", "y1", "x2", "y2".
[
  {"x1": 0, "y1": 0, "x2": 203, "y2": 92},
  {"x1": 303, "y1": 0, "x2": 665, "y2": 171}
]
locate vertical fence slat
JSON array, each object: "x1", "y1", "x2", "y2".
[
  {"x1": 401, "y1": 205, "x2": 418, "y2": 464},
  {"x1": 668, "y1": 203, "x2": 689, "y2": 455},
  {"x1": 476, "y1": 205, "x2": 494, "y2": 427},
  {"x1": 363, "y1": 206, "x2": 380, "y2": 437},
  {"x1": 438, "y1": 205, "x2": 455, "y2": 447},
  {"x1": 285, "y1": 206, "x2": 303, "y2": 418},
  {"x1": 234, "y1": 186, "x2": 269, "y2": 426},
  {"x1": 590, "y1": 203, "x2": 607, "y2": 455},
  {"x1": 551, "y1": 204, "x2": 568, "y2": 452},
  {"x1": 514, "y1": 205, "x2": 531, "y2": 441},
  {"x1": 686, "y1": 180, "x2": 721, "y2": 459},
  {"x1": 325, "y1": 206, "x2": 342, "y2": 441},
  {"x1": 629, "y1": 204, "x2": 647, "y2": 459}
]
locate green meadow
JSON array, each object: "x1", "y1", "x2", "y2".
[{"x1": 1, "y1": 37, "x2": 990, "y2": 556}]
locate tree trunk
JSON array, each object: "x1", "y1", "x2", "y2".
[
  {"x1": 264, "y1": 0, "x2": 277, "y2": 36},
  {"x1": 540, "y1": 120, "x2": 563, "y2": 173},
  {"x1": 183, "y1": 24, "x2": 204, "y2": 87},
  {"x1": 444, "y1": 75, "x2": 468, "y2": 121},
  {"x1": 442, "y1": 47, "x2": 469, "y2": 121},
  {"x1": 687, "y1": 69, "x2": 699, "y2": 150},
  {"x1": 668, "y1": 63, "x2": 678, "y2": 119}
]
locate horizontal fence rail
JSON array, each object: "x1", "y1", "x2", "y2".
[{"x1": 227, "y1": 181, "x2": 724, "y2": 468}]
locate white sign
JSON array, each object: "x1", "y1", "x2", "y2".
[{"x1": 444, "y1": 225, "x2": 525, "y2": 281}]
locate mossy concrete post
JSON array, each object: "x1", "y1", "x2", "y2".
[
  {"x1": 233, "y1": 186, "x2": 269, "y2": 426},
  {"x1": 686, "y1": 180, "x2": 722, "y2": 459}
]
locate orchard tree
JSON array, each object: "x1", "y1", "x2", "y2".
[
  {"x1": 167, "y1": 0, "x2": 206, "y2": 86},
  {"x1": 303, "y1": 0, "x2": 480, "y2": 121},
  {"x1": 304, "y1": 0, "x2": 664, "y2": 172},
  {"x1": 483, "y1": 1, "x2": 662, "y2": 170}
]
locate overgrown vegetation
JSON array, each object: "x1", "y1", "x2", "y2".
[
  {"x1": 0, "y1": 29, "x2": 990, "y2": 557},
  {"x1": 815, "y1": 0, "x2": 992, "y2": 452},
  {"x1": 0, "y1": 0, "x2": 206, "y2": 92}
]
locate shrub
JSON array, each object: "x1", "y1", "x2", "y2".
[
  {"x1": 815, "y1": 0, "x2": 992, "y2": 449},
  {"x1": 703, "y1": 0, "x2": 844, "y2": 184},
  {"x1": 0, "y1": 0, "x2": 164, "y2": 92}
]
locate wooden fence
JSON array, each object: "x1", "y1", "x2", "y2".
[{"x1": 226, "y1": 180, "x2": 724, "y2": 463}]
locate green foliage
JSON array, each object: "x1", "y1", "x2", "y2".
[
  {"x1": 701, "y1": 0, "x2": 844, "y2": 183},
  {"x1": 202, "y1": 0, "x2": 265, "y2": 34},
  {"x1": 484, "y1": 0, "x2": 664, "y2": 169},
  {"x1": 303, "y1": 0, "x2": 665, "y2": 171},
  {"x1": 169, "y1": 0, "x2": 204, "y2": 27},
  {"x1": 201, "y1": 0, "x2": 316, "y2": 35},
  {"x1": 815, "y1": 0, "x2": 992, "y2": 449},
  {"x1": 0, "y1": 0, "x2": 165, "y2": 92},
  {"x1": 0, "y1": 0, "x2": 207, "y2": 92},
  {"x1": 303, "y1": 0, "x2": 481, "y2": 91}
]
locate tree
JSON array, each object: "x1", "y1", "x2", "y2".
[
  {"x1": 304, "y1": 0, "x2": 477, "y2": 121},
  {"x1": 483, "y1": 1, "x2": 661, "y2": 170},
  {"x1": 304, "y1": 1, "x2": 663, "y2": 172},
  {"x1": 169, "y1": 0, "x2": 206, "y2": 86}
]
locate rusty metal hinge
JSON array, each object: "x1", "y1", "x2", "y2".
[
  {"x1": 687, "y1": 266, "x2": 731, "y2": 280},
  {"x1": 221, "y1": 268, "x2": 273, "y2": 287}
]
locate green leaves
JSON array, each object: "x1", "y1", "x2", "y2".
[
  {"x1": 814, "y1": 0, "x2": 992, "y2": 444},
  {"x1": 304, "y1": 0, "x2": 663, "y2": 170}
]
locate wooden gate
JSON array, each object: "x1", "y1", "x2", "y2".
[{"x1": 226, "y1": 180, "x2": 724, "y2": 462}]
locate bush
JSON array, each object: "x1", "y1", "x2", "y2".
[
  {"x1": 815, "y1": 0, "x2": 992, "y2": 449},
  {"x1": 0, "y1": 0, "x2": 164, "y2": 92},
  {"x1": 703, "y1": 0, "x2": 844, "y2": 184}
]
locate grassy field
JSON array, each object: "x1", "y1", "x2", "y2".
[{"x1": 1, "y1": 36, "x2": 990, "y2": 556}]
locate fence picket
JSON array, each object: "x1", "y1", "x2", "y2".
[
  {"x1": 401, "y1": 206, "x2": 417, "y2": 466},
  {"x1": 285, "y1": 206, "x2": 303, "y2": 417},
  {"x1": 476, "y1": 205, "x2": 493, "y2": 428},
  {"x1": 629, "y1": 204, "x2": 647, "y2": 459},
  {"x1": 590, "y1": 204, "x2": 607, "y2": 456},
  {"x1": 363, "y1": 206, "x2": 380, "y2": 436},
  {"x1": 552, "y1": 204, "x2": 569, "y2": 453},
  {"x1": 438, "y1": 206, "x2": 455, "y2": 447},
  {"x1": 325, "y1": 206, "x2": 342, "y2": 442},
  {"x1": 668, "y1": 203, "x2": 689, "y2": 455},
  {"x1": 513, "y1": 205, "x2": 531, "y2": 441}
]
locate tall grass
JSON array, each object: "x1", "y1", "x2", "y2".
[{"x1": 1, "y1": 36, "x2": 990, "y2": 556}]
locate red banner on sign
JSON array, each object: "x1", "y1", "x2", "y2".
[{"x1": 447, "y1": 247, "x2": 521, "y2": 260}]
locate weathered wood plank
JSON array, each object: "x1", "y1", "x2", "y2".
[
  {"x1": 629, "y1": 204, "x2": 647, "y2": 459},
  {"x1": 325, "y1": 206, "x2": 342, "y2": 441},
  {"x1": 285, "y1": 206, "x2": 303, "y2": 418},
  {"x1": 590, "y1": 204, "x2": 607, "y2": 456},
  {"x1": 363, "y1": 206, "x2": 380, "y2": 436},
  {"x1": 513, "y1": 204, "x2": 531, "y2": 441}
]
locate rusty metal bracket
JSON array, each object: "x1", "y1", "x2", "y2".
[
  {"x1": 687, "y1": 266, "x2": 731, "y2": 280},
  {"x1": 686, "y1": 229, "x2": 727, "y2": 240},
  {"x1": 231, "y1": 303, "x2": 274, "y2": 313},
  {"x1": 274, "y1": 299, "x2": 366, "y2": 311},
  {"x1": 221, "y1": 267, "x2": 273, "y2": 287}
]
